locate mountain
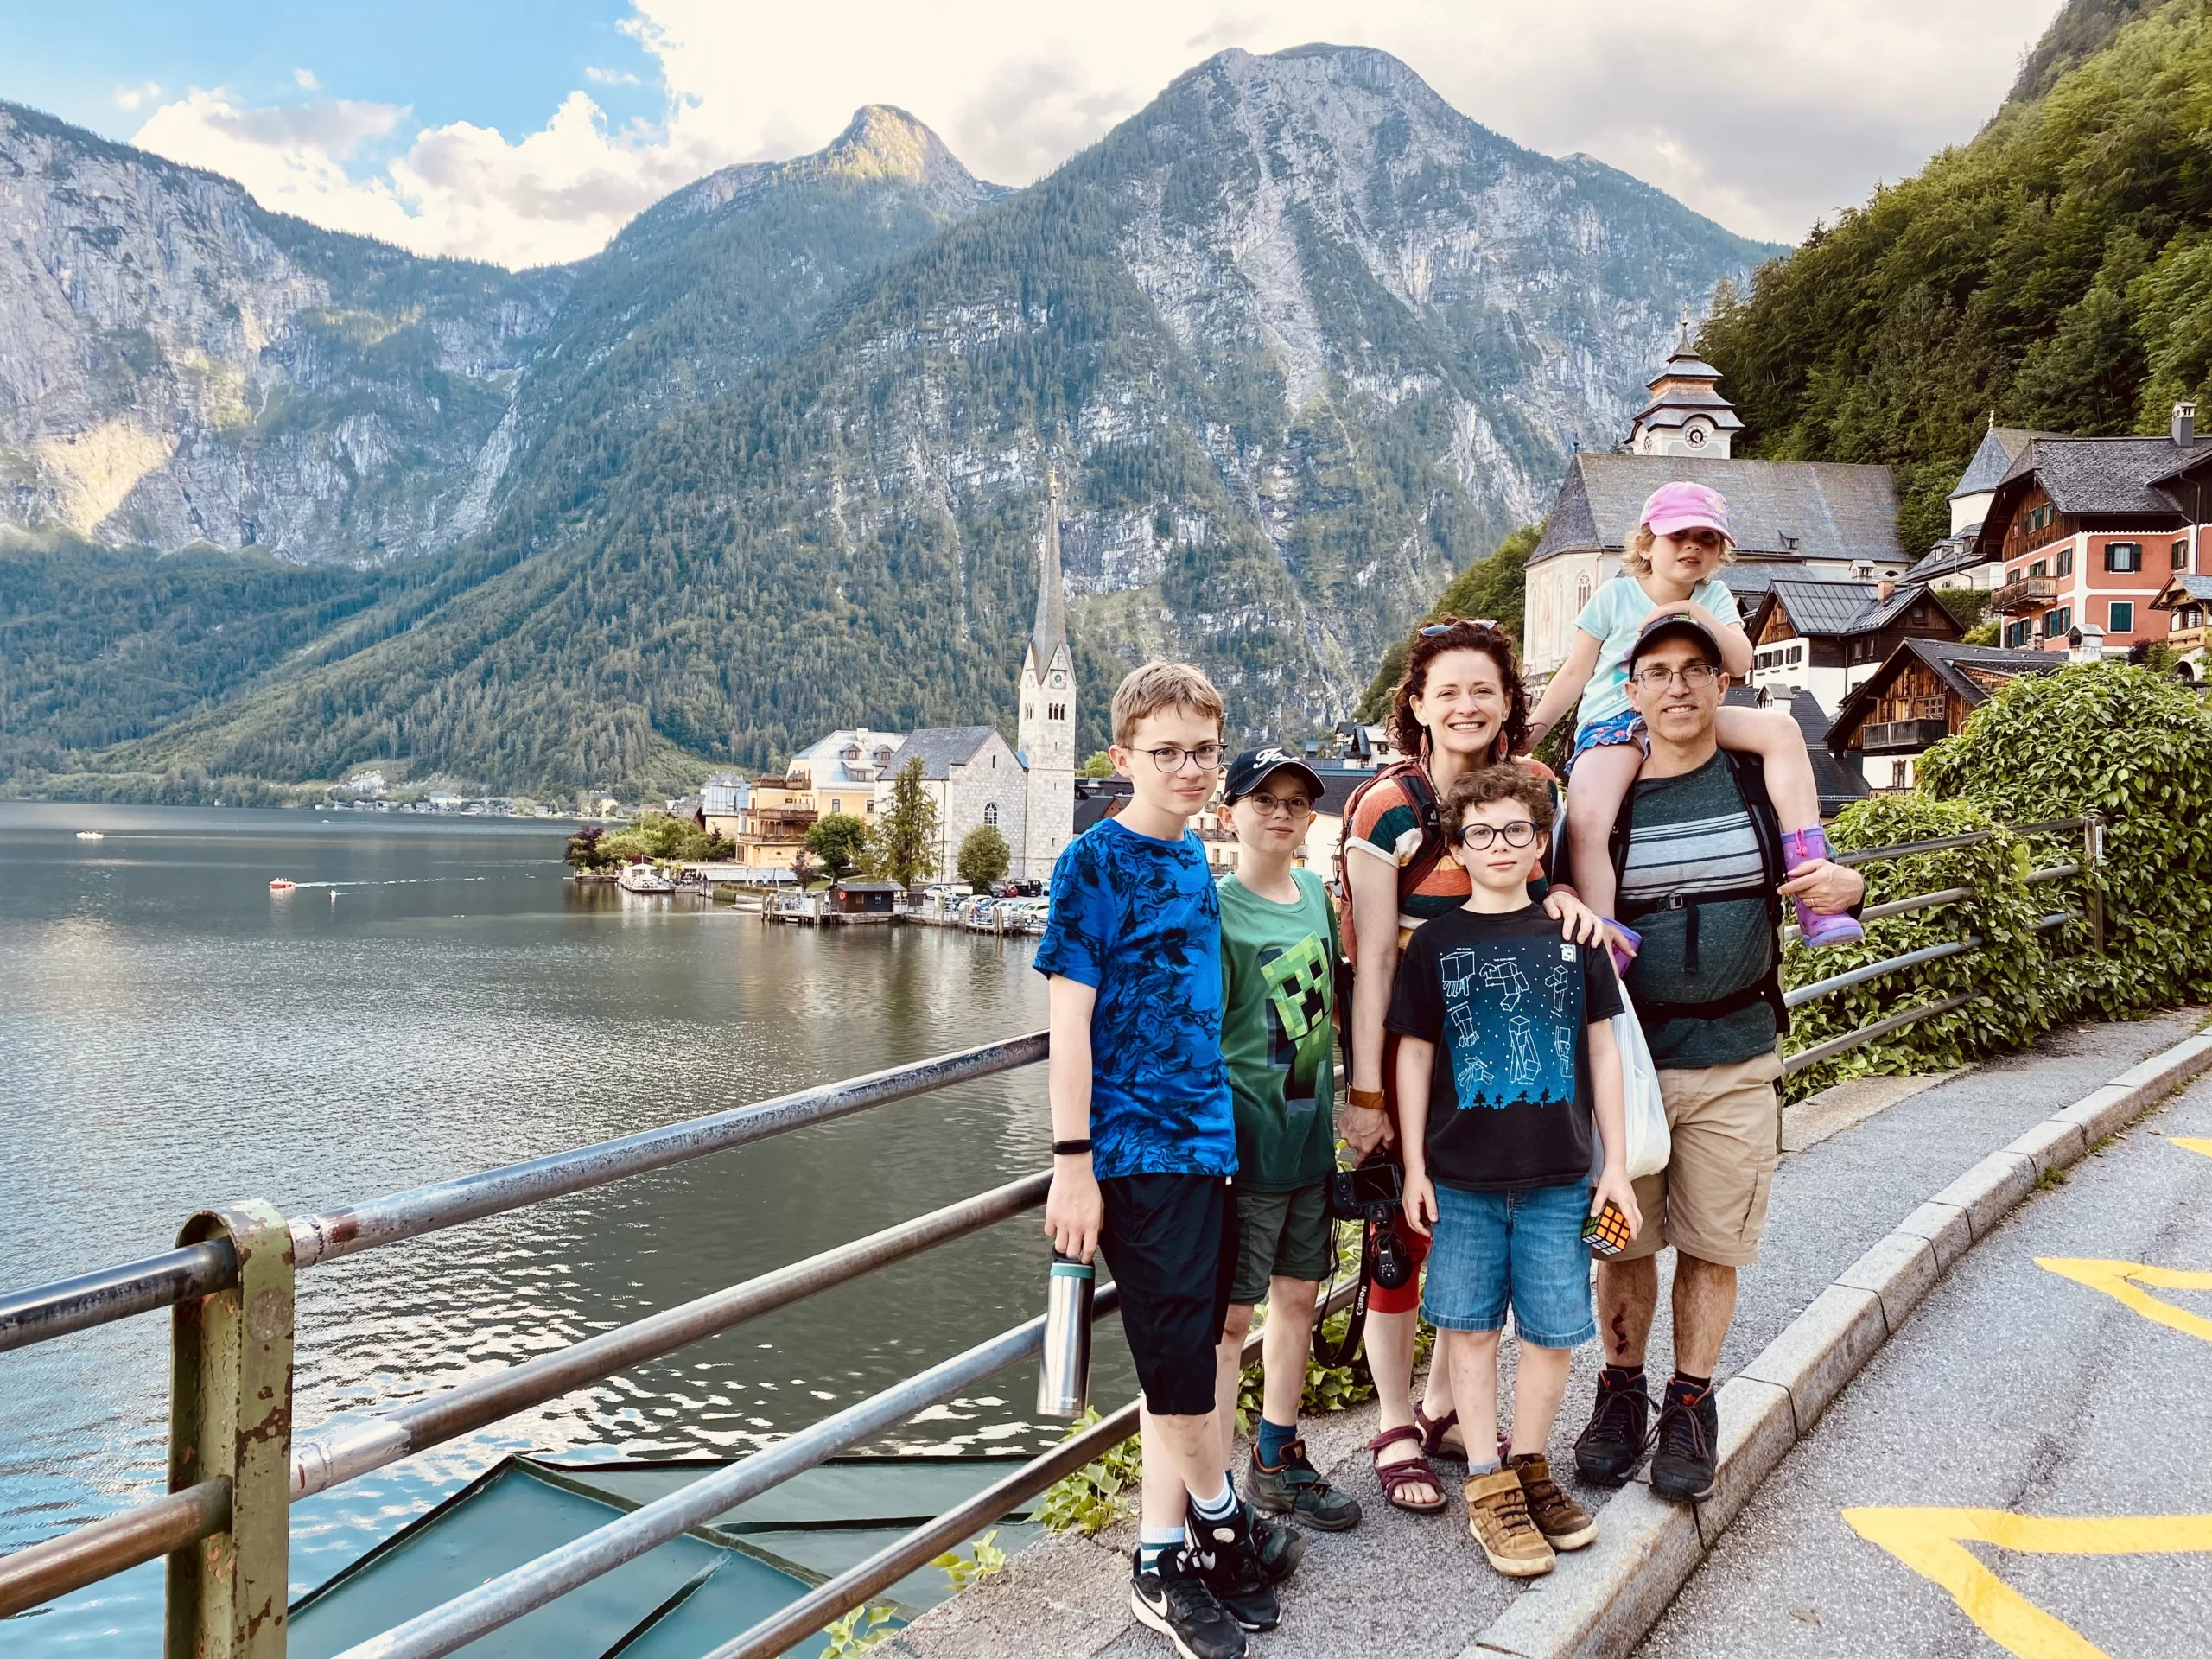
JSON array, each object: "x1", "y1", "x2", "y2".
[
  {"x1": 4, "y1": 46, "x2": 1775, "y2": 798},
  {"x1": 1700, "y1": 0, "x2": 2212, "y2": 553}
]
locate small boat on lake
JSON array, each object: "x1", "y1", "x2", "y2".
[
  {"x1": 618, "y1": 863, "x2": 677, "y2": 895},
  {"x1": 269, "y1": 879, "x2": 297, "y2": 892},
  {"x1": 75, "y1": 830, "x2": 104, "y2": 840}
]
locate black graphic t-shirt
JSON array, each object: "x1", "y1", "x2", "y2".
[{"x1": 1386, "y1": 903, "x2": 1622, "y2": 1192}]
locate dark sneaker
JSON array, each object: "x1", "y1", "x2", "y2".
[
  {"x1": 1573, "y1": 1368, "x2": 1651, "y2": 1487},
  {"x1": 1130, "y1": 1549, "x2": 1247, "y2": 1659},
  {"x1": 1649, "y1": 1379, "x2": 1720, "y2": 1503},
  {"x1": 1247, "y1": 1439, "x2": 1363, "y2": 1532},
  {"x1": 1508, "y1": 1452, "x2": 1596, "y2": 1549},
  {"x1": 1184, "y1": 1497, "x2": 1280, "y2": 1632},
  {"x1": 1246, "y1": 1500, "x2": 1306, "y2": 1583}
]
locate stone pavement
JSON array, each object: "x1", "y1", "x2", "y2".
[{"x1": 892, "y1": 1010, "x2": 2207, "y2": 1659}]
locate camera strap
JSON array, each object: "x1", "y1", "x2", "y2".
[{"x1": 1311, "y1": 1217, "x2": 1376, "y2": 1370}]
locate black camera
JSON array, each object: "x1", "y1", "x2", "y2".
[{"x1": 1327, "y1": 1157, "x2": 1413, "y2": 1291}]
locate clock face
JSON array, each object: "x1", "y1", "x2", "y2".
[
  {"x1": 1686, "y1": 424, "x2": 1707, "y2": 448},
  {"x1": 1050, "y1": 671, "x2": 1066, "y2": 688}
]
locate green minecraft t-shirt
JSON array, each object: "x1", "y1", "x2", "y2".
[{"x1": 1217, "y1": 868, "x2": 1339, "y2": 1192}]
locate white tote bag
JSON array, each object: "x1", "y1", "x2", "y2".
[{"x1": 1597, "y1": 987, "x2": 1672, "y2": 1182}]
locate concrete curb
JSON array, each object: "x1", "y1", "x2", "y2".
[{"x1": 1461, "y1": 1026, "x2": 2212, "y2": 1659}]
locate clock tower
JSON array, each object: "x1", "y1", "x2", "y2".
[
  {"x1": 1017, "y1": 473, "x2": 1076, "y2": 881},
  {"x1": 1628, "y1": 318, "x2": 1744, "y2": 458}
]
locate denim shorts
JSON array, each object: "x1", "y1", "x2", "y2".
[
  {"x1": 1421, "y1": 1179, "x2": 1597, "y2": 1350},
  {"x1": 1566, "y1": 708, "x2": 1648, "y2": 776}
]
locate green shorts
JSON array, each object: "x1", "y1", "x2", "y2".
[{"x1": 1230, "y1": 1180, "x2": 1333, "y2": 1306}]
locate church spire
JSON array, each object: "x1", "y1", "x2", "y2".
[{"x1": 1032, "y1": 469, "x2": 1068, "y2": 666}]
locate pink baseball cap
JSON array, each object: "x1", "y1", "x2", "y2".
[{"x1": 1642, "y1": 481, "x2": 1732, "y2": 542}]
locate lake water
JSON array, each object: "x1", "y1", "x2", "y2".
[{"x1": 0, "y1": 801, "x2": 1105, "y2": 1652}]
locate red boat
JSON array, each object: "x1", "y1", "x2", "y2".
[{"x1": 269, "y1": 879, "x2": 297, "y2": 892}]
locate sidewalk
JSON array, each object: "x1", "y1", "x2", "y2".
[{"x1": 890, "y1": 1009, "x2": 2209, "y2": 1659}]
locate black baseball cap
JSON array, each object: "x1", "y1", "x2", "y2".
[
  {"x1": 1222, "y1": 745, "x2": 1326, "y2": 805},
  {"x1": 1626, "y1": 611, "x2": 1726, "y2": 671}
]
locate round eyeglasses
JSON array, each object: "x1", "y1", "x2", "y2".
[
  {"x1": 1138, "y1": 742, "x2": 1224, "y2": 772},
  {"x1": 1630, "y1": 661, "x2": 1719, "y2": 690},
  {"x1": 1457, "y1": 820, "x2": 1539, "y2": 849}
]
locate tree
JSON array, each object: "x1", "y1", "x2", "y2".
[
  {"x1": 957, "y1": 824, "x2": 1012, "y2": 893},
  {"x1": 1077, "y1": 751, "x2": 1115, "y2": 778},
  {"x1": 868, "y1": 757, "x2": 939, "y2": 887},
  {"x1": 791, "y1": 849, "x2": 821, "y2": 890},
  {"x1": 564, "y1": 824, "x2": 616, "y2": 871},
  {"x1": 806, "y1": 812, "x2": 870, "y2": 880}
]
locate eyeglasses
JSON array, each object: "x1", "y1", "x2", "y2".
[
  {"x1": 1138, "y1": 742, "x2": 1224, "y2": 772},
  {"x1": 1457, "y1": 820, "x2": 1540, "y2": 849},
  {"x1": 1243, "y1": 796, "x2": 1313, "y2": 820},
  {"x1": 1631, "y1": 661, "x2": 1719, "y2": 690}
]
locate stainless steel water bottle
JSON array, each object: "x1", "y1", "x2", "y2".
[{"x1": 1036, "y1": 1251, "x2": 1094, "y2": 1419}]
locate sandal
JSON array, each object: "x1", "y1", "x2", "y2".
[
  {"x1": 1416, "y1": 1406, "x2": 1468, "y2": 1464},
  {"x1": 1367, "y1": 1426, "x2": 1448, "y2": 1515}
]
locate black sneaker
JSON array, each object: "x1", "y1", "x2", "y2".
[
  {"x1": 1573, "y1": 1368, "x2": 1651, "y2": 1487},
  {"x1": 1246, "y1": 1499, "x2": 1306, "y2": 1582},
  {"x1": 1649, "y1": 1378, "x2": 1719, "y2": 1503},
  {"x1": 1183, "y1": 1497, "x2": 1281, "y2": 1632},
  {"x1": 1247, "y1": 1439, "x2": 1363, "y2": 1532},
  {"x1": 1130, "y1": 1549, "x2": 1248, "y2": 1659}
]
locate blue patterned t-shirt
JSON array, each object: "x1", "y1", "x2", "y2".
[{"x1": 1033, "y1": 817, "x2": 1236, "y2": 1179}]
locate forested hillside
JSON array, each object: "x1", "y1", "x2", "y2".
[{"x1": 1700, "y1": 0, "x2": 2212, "y2": 552}]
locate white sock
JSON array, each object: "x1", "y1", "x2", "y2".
[{"x1": 1191, "y1": 1479, "x2": 1237, "y2": 1522}]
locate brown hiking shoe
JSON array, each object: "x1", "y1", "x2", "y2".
[
  {"x1": 1509, "y1": 1452, "x2": 1596, "y2": 1550},
  {"x1": 1463, "y1": 1469, "x2": 1555, "y2": 1578}
]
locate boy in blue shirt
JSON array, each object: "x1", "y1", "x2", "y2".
[{"x1": 1038, "y1": 662, "x2": 1269, "y2": 1659}]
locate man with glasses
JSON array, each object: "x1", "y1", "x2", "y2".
[{"x1": 1570, "y1": 613, "x2": 1864, "y2": 1504}]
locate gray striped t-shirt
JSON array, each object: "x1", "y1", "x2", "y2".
[{"x1": 1618, "y1": 752, "x2": 1778, "y2": 1068}]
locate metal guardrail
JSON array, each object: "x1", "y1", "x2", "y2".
[{"x1": 0, "y1": 814, "x2": 2103, "y2": 1656}]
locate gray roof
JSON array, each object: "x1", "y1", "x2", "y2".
[
  {"x1": 885, "y1": 726, "x2": 1002, "y2": 779},
  {"x1": 1826, "y1": 639, "x2": 2063, "y2": 754},
  {"x1": 2155, "y1": 574, "x2": 2212, "y2": 607},
  {"x1": 1750, "y1": 578, "x2": 1961, "y2": 642},
  {"x1": 1532, "y1": 454, "x2": 1902, "y2": 568},
  {"x1": 1905, "y1": 531, "x2": 1993, "y2": 582},
  {"x1": 1030, "y1": 476, "x2": 1070, "y2": 670},
  {"x1": 1994, "y1": 435, "x2": 2212, "y2": 518},
  {"x1": 1948, "y1": 426, "x2": 2052, "y2": 501}
]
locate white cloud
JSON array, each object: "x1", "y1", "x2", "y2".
[
  {"x1": 294, "y1": 67, "x2": 320, "y2": 92},
  {"x1": 584, "y1": 66, "x2": 641, "y2": 86},
  {"x1": 126, "y1": 0, "x2": 2067, "y2": 269},
  {"x1": 113, "y1": 81, "x2": 161, "y2": 111}
]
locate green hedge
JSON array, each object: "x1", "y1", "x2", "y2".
[{"x1": 1780, "y1": 662, "x2": 2212, "y2": 1097}]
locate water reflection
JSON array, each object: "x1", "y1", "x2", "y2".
[{"x1": 0, "y1": 803, "x2": 1118, "y2": 1652}]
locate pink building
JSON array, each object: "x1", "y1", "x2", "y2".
[{"x1": 1977, "y1": 405, "x2": 2210, "y2": 656}]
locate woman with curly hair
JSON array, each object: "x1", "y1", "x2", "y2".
[{"x1": 1337, "y1": 616, "x2": 1600, "y2": 1515}]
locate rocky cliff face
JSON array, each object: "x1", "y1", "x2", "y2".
[
  {"x1": 0, "y1": 100, "x2": 1000, "y2": 564},
  {"x1": 0, "y1": 102, "x2": 564, "y2": 561}
]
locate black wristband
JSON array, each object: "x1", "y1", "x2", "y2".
[{"x1": 1052, "y1": 1138, "x2": 1094, "y2": 1157}]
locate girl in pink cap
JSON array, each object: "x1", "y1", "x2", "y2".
[{"x1": 1524, "y1": 480, "x2": 1861, "y2": 957}]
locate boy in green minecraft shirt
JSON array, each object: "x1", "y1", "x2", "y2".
[{"x1": 1212, "y1": 746, "x2": 1363, "y2": 1533}]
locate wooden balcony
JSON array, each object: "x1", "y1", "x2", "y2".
[
  {"x1": 1860, "y1": 718, "x2": 1952, "y2": 754},
  {"x1": 1990, "y1": 575, "x2": 2059, "y2": 614}
]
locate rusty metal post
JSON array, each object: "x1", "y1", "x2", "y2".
[
  {"x1": 2083, "y1": 813, "x2": 2106, "y2": 955},
  {"x1": 167, "y1": 1201, "x2": 293, "y2": 1659}
]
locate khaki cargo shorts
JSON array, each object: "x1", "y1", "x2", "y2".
[{"x1": 1617, "y1": 1052, "x2": 1783, "y2": 1268}]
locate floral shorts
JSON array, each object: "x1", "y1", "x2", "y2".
[{"x1": 1567, "y1": 708, "x2": 1649, "y2": 777}]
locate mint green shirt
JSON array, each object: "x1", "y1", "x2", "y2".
[
  {"x1": 1217, "y1": 868, "x2": 1339, "y2": 1192},
  {"x1": 1574, "y1": 574, "x2": 1740, "y2": 731}
]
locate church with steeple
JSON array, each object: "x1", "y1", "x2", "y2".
[{"x1": 1015, "y1": 472, "x2": 1076, "y2": 880}]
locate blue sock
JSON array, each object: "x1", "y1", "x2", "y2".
[
  {"x1": 1138, "y1": 1524, "x2": 1185, "y2": 1574},
  {"x1": 1191, "y1": 1479, "x2": 1237, "y2": 1522},
  {"x1": 1469, "y1": 1458, "x2": 1503, "y2": 1477},
  {"x1": 1256, "y1": 1417, "x2": 1297, "y2": 1467}
]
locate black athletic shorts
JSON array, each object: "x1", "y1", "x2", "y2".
[{"x1": 1098, "y1": 1172, "x2": 1239, "y2": 1418}]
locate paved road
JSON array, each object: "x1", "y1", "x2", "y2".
[{"x1": 1640, "y1": 1065, "x2": 2212, "y2": 1659}]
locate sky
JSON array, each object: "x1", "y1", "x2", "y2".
[{"x1": 2, "y1": 0, "x2": 2068, "y2": 270}]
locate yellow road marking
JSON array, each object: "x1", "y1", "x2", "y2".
[
  {"x1": 1843, "y1": 1508, "x2": 2212, "y2": 1659},
  {"x1": 2035, "y1": 1257, "x2": 2212, "y2": 1344},
  {"x1": 2175, "y1": 1135, "x2": 2212, "y2": 1160}
]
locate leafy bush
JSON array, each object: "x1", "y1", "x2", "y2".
[
  {"x1": 1779, "y1": 794, "x2": 2073, "y2": 1101},
  {"x1": 1918, "y1": 662, "x2": 2212, "y2": 1014},
  {"x1": 957, "y1": 824, "x2": 1012, "y2": 893},
  {"x1": 1034, "y1": 1408, "x2": 1144, "y2": 1534},
  {"x1": 584, "y1": 809, "x2": 719, "y2": 866}
]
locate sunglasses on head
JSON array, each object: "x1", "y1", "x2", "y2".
[{"x1": 1419, "y1": 618, "x2": 1501, "y2": 637}]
